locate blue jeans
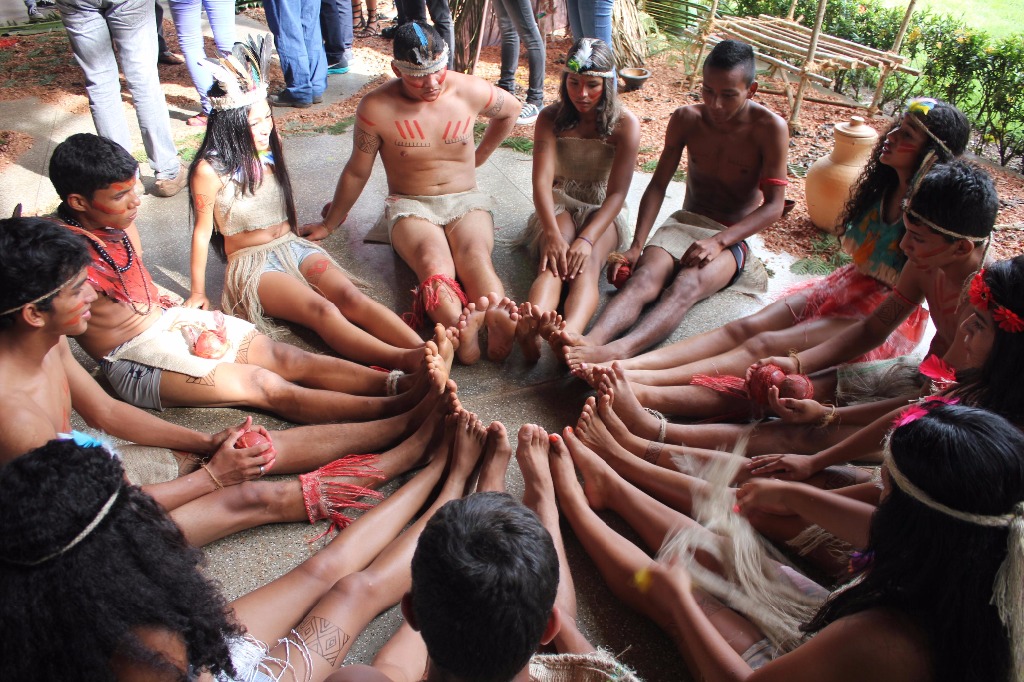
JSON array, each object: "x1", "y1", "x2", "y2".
[
  {"x1": 491, "y1": 0, "x2": 544, "y2": 106},
  {"x1": 566, "y1": 0, "x2": 613, "y2": 47},
  {"x1": 56, "y1": 0, "x2": 180, "y2": 178},
  {"x1": 262, "y1": 0, "x2": 327, "y2": 103},
  {"x1": 320, "y1": 0, "x2": 353, "y2": 65},
  {"x1": 167, "y1": 0, "x2": 235, "y2": 113},
  {"x1": 401, "y1": 0, "x2": 454, "y2": 69}
]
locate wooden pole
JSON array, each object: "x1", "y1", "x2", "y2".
[
  {"x1": 786, "y1": 0, "x2": 799, "y2": 20},
  {"x1": 790, "y1": 0, "x2": 827, "y2": 132},
  {"x1": 687, "y1": 0, "x2": 720, "y2": 88},
  {"x1": 469, "y1": 0, "x2": 490, "y2": 75},
  {"x1": 868, "y1": 0, "x2": 917, "y2": 112}
]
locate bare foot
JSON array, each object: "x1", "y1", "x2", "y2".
[
  {"x1": 596, "y1": 363, "x2": 662, "y2": 442},
  {"x1": 430, "y1": 323, "x2": 455, "y2": 371},
  {"x1": 450, "y1": 410, "x2": 487, "y2": 482},
  {"x1": 575, "y1": 397, "x2": 627, "y2": 462},
  {"x1": 485, "y1": 293, "x2": 519, "y2": 363},
  {"x1": 396, "y1": 346, "x2": 427, "y2": 373},
  {"x1": 548, "y1": 430, "x2": 589, "y2": 510},
  {"x1": 515, "y1": 424, "x2": 557, "y2": 513},
  {"x1": 455, "y1": 296, "x2": 489, "y2": 365},
  {"x1": 476, "y1": 422, "x2": 512, "y2": 492},
  {"x1": 563, "y1": 340, "x2": 619, "y2": 371},
  {"x1": 594, "y1": 393, "x2": 650, "y2": 458},
  {"x1": 561, "y1": 426, "x2": 619, "y2": 511},
  {"x1": 423, "y1": 342, "x2": 448, "y2": 395},
  {"x1": 540, "y1": 310, "x2": 566, "y2": 355},
  {"x1": 515, "y1": 302, "x2": 543, "y2": 364}
]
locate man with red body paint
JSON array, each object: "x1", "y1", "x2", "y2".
[{"x1": 303, "y1": 21, "x2": 523, "y2": 366}]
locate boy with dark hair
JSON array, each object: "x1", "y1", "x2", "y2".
[
  {"x1": 0, "y1": 214, "x2": 457, "y2": 546},
  {"x1": 48, "y1": 132, "x2": 449, "y2": 424},
  {"x1": 305, "y1": 21, "x2": 524, "y2": 366},
  {"x1": 329, "y1": 425, "x2": 638, "y2": 682},
  {"x1": 562, "y1": 38, "x2": 789, "y2": 367}
]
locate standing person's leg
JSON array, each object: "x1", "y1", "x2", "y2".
[
  {"x1": 168, "y1": 0, "x2": 210, "y2": 117},
  {"x1": 302, "y1": 0, "x2": 328, "y2": 100},
  {"x1": 154, "y1": 0, "x2": 169, "y2": 54},
  {"x1": 335, "y1": 0, "x2": 353, "y2": 65},
  {"x1": 424, "y1": 0, "x2": 454, "y2": 68},
  {"x1": 564, "y1": 0, "x2": 582, "y2": 40},
  {"x1": 400, "y1": 0, "x2": 425, "y2": 23},
  {"x1": 107, "y1": 0, "x2": 182, "y2": 183},
  {"x1": 491, "y1": 0, "x2": 520, "y2": 96},
  {"x1": 321, "y1": 0, "x2": 346, "y2": 67},
  {"x1": 504, "y1": 0, "x2": 546, "y2": 110},
  {"x1": 587, "y1": 0, "x2": 614, "y2": 48},
  {"x1": 203, "y1": 0, "x2": 235, "y2": 63},
  {"x1": 263, "y1": 0, "x2": 314, "y2": 104},
  {"x1": 57, "y1": 0, "x2": 136, "y2": 158}
]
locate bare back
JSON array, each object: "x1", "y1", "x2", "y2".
[{"x1": 675, "y1": 101, "x2": 788, "y2": 226}]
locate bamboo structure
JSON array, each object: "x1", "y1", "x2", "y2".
[{"x1": 682, "y1": 0, "x2": 921, "y2": 132}]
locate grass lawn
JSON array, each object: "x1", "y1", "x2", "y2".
[{"x1": 876, "y1": 0, "x2": 1024, "y2": 40}]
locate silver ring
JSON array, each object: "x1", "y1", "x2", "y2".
[{"x1": 259, "y1": 465, "x2": 264, "y2": 476}]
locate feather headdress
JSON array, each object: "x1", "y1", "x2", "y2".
[
  {"x1": 565, "y1": 38, "x2": 615, "y2": 78},
  {"x1": 199, "y1": 35, "x2": 274, "y2": 111}
]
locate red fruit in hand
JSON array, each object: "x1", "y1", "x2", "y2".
[
  {"x1": 612, "y1": 264, "x2": 632, "y2": 289},
  {"x1": 235, "y1": 430, "x2": 271, "y2": 449}
]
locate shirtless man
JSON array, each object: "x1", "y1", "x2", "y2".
[
  {"x1": 49, "y1": 133, "x2": 446, "y2": 424},
  {"x1": 561, "y1": 40, "x2": 789, "y2": 367},
  {"x1": 302, "y1": 21, "x2": 523, "y2": 365},
  {"x1": 0, "y1": 216, "x2": 456, "y2": 546}
]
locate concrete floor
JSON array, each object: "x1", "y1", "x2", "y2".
[{"x1": 0, "y1": 23, "x2": 810, "y2": 681}]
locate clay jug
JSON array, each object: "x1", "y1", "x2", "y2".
[{"x1": 805, "y1": 116, "x2": 879, "y2": 234}]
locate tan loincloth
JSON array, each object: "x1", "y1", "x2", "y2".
[
  {"x1": 519, "y1": 186, "x2": 632, "y2": 257},
  {"x1": 103, "y1": 307, "x2": 256, "y2": 378},
  {"x1": 364, "y1": 188, "x2": 496, "y2": 245},
  {"x1": 528, "y1": 649, "x2": 641, "y2": 681},
  {"x1": 645, "y1": 210, "x2": 769, "y2": 295},
  {"x1": 118, "y1": 444, "x2": 188, "y2": 486}
]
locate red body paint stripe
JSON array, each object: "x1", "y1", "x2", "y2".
[
  {"x1": 395, "y1": 121, "x2": 407, "y2": 139},
  {"x1": 443, "y1": 121, "x2": 452, "y2": 138},
  {"x1": 405, "y1": 120, "x2": 416, "y2": 138},
  {"x1": 413, "y1": 120, "x2": 425, "y2": 138}
]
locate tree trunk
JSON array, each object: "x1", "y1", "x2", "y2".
[
  {"x1": 614, "y1": 0, "x2": 648, "y2": 68},
  {"x1": 451, "y1": 0, "x2": 488, "y2": 73}
]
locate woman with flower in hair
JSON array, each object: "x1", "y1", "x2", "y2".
[
  {"x1": 515, "y1": 38, "x2": 639, "y2": 363},
  {"x1": 599, "y1": 98, "x2": 971, "y2": 397},
  {"x1": 186, "y1": 39, "x2": 427, "y2": 373}
]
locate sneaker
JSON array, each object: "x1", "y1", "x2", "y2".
[
  {"x1": 28, "y1": 7, "x2": 46, "y2": 22},
  {"x1": 327, "y1": 59, "x2": 349, "y2": 75},
  {"x1": 152, "y1": 164, "x2": 188, "y2": 198},
  {"x1": 186, "y1": 113, "x2": 208, "y2": 127},
  {"x1": 517, "y1": 102, "x2": 541, "y2": 126},
  {"x1": 271, "y1": 91, "x2": 312, "y2": 108}
]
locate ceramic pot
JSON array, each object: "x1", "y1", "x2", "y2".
[{"x1": 805, "y1": 116, "x2": 879, "y2": 234}]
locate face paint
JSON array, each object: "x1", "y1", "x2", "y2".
[{"x1": 92, "y1": 180, "x2": 135, "y2": 215}]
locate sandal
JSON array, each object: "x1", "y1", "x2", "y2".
[
  {"x1": 351, "y1": 0, "x2": 364, "y2": 31},
  {"x1": 356, "y1": 8, "x2": 380, "y2": 37}
]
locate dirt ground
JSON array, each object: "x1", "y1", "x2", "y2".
[{"x1": 1, "y1": 17, "x2": 1021, "y2": 259}]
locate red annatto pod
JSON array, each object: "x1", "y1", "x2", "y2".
[
  {"x1": 746, "y1": 364, "x2": 788, "y2": 405},
  {"x1": 235, "y1": 430, "x2": 271, "y2": 449},
  {"x1": 612, "y1": 263, "x2": 632, "y2": 288}
]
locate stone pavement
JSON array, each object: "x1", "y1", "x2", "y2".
[{"x1": 0, "y1": 15, "x2": 806, "y2": 680}]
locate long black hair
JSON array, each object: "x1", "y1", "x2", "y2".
[
  {"x1": 804, "y1": 404, "x2": 1022, "y2": 681},
  {"x1": 0, "y1": 440, "x2": 241, "y2": 679},
  {"x1": 838, "y1": 99, "x2": 969, "y2": 234},
  {"x1": 953, "y1": 257, "x2": 1024, "y2": 425},
  {"x1": 553, "y1": 38, "x2": 621, "y2": 138},
  {"x1": 188, "y1": 94, "x2": 298, "y2": 260}
]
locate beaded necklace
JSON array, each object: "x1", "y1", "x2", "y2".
[{"x1": 59, "y1": 209, "x2": 153, "y2": 316}]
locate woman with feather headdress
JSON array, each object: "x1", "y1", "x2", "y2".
[{"x1": 185, "y1": 37, "x2": 429, "y2": 374}]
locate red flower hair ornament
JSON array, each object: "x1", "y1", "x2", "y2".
[{"x1": 968, "y1": 269, "x2": 1023, "y2": 333}]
